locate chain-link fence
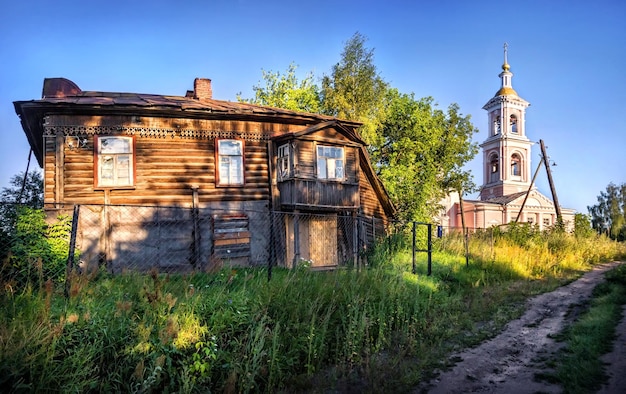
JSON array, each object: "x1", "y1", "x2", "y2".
[{"x1": 1, "y1": 202, "x2": 390, "y2": 287}]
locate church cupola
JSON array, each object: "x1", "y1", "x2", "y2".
[
  {"x1": 494, "y1": 43, "x2": 518, "y2": 97},
  {"x1": 479, "y1": 44, "x2": 533, "y2": 201}
]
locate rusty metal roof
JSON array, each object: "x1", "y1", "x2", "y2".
[
  {"x1": 13, "y1": 78, "x2": 362, "y2": 167},
  {"x1": 18, "y1": 77, "x2": 347, "y2": 123}
]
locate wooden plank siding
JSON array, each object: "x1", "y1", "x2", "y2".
[
  {"x1": 17, "y1": 79, "x2": 396, "y2": 271},
  {"x1": 276, "y1": 129, "x2": 361, "y2": 210},
  {"x1": 359, "y1": 166, "x2": 388, "y2": 219},
  {"x1": 43, "y1": 116, "x2": 272, "y2": 207}
]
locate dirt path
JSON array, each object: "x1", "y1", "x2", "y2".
[
  {"x1": 597, "y1": 303, "x2": 626, "y2": 394},
  {"x1": 416, "y1": 260, "x2": 626, "y2": 394}
]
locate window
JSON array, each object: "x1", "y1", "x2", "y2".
[
  {"x1": 511, "y1": 154, "x2": 521, "y2": 176},
  {"x1": 543, "y1": 218, "x2": 551, "y2": 226},
  {"x1": 277, "y1": 144, "x2": 290, "y2": 180},
  {"x1": 510, "y1": 114, "x2": 518, "y2": 133},
  {"x1": 317, "y1": 145, "x2": 344, "y2": 180},
  {"x1": 489, "y1": 154, "x2": 499, "y2": 182},
  {"x1": 216, "y1": 139, "x2": 244, "y2": 186},
  {"x1": 95, "y1": 136, "x2": 134, "y2": 188},
  {"x1": 493, "y1": 115, "x2": 501, "y2": 135}
]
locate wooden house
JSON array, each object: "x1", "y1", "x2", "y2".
[{"x1": 14, "y1": 78, "x2": 394, "y2": 272}]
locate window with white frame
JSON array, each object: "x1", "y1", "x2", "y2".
[
  {"x1": 216, "y1": 139, "x2": 244, "y2": 186},
  {"x1": 95, "y1": 136, "x2": 134, "y2": 188},
  {"x1": 317, "y1": 145, "x2": 344, "y2": 180},
  {"x1": 277, "y1": 144, "x2": 290, "y2": 180}
]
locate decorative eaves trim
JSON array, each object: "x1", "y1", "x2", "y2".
[{"x1": 43, "y1": 125, "x2": 271, "y2": 141}]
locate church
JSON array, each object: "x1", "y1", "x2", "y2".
[{"x1": 440, "y1": 46, "x2": 575, "y2": 231}]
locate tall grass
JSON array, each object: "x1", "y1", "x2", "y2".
[{"x1": 1, "y1": 229, "x2": 625, "y2": 392}]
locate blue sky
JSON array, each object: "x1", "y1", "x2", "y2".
[{"x1": 1, "y1": 0, "x2": 624, "y2": 214}]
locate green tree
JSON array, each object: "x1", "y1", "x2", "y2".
[
  {"x1": 0, "y1": 172, "x2": 71, "y2": 286},
  {"x1": 573, "y1": 213, "x2": 595, "y2": 238},
  {"x1": 373, "y1": 90, "x2": 478, "y2": 222},
  {"x1": 239, "y1": 33, "x2": 479, "y2": 223},
  {"x1": 1, "y1": 171, "x2": 44, "y2": 233},
  {"x1": 320, "y1": 32, "x2": 388, "y2": 146},
  {"x1": 237, "y1": 63, "x2": 321, "y2": 113},
  {"x1": 588, "y1": 182, "x2": 626, "y2": 240},
  {"x1": 1, "y1": 171, "x2": 43, "y2": 207}
]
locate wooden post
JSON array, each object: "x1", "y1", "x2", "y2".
[
  {"x1": 458, "y1": 191, "x2": 469, "y2": 267},
  {"x1": 103, "y1": 190, "x2": 112, "y2": 272},
  {"x1": 515, "y1": 160, "x2": 543, "y2": 223},
  {"x1": 293, "y1": 210, "x2": 300, "y2": 269},
  {"x1": 191, "y1": 186, "x2": 201, "y2": 269},
  {"x1": 540, "y1": 139, "x2": 563, "y2": 224},
  {"x1": 55, "y1": 132, "x2": 65, "y2": 207},
  {"x1": 266, "y1": 140, "x2": 275, "y2": 281}
]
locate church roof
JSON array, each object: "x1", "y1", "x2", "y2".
[
  {"x1": 482, "y1": 191, "x2": 528, "y2": 205},
  {"x1": 494, "y1": 86, "x2": 518, "y2": 97}
]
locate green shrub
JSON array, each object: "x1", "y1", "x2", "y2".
[{"x1": 1, "y1": 206, "x2": 72, "y2": 287}]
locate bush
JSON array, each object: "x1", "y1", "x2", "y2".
[{"x1": 1, "y1": 206, "x2": 72, "y2": 287}]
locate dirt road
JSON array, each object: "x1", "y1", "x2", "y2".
[{"x1": 417, "y1": 261, "x2": 626, "y2": 394}]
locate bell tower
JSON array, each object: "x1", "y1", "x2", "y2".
[{"x1": 479, "y1": 44, "x2": 533, "y2": 200}]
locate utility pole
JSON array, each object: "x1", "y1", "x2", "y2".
[
  {"x1": 539, "y1": 139, "x2": 562, "y2": 223},
  {"x1": 515, "y1": 160, "x2": 543, "y2": 223}
]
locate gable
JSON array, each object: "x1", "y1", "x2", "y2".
[{"x1": 506, "y1": 190, "x2": 555, "y2": 208}]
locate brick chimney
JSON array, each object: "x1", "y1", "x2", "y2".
[{"x1": 193, "y1": 78, "x2": 212, "y2": 100}]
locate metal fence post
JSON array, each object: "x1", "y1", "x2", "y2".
[
  {"x1": 412, "y1": 221, "x2": 416, "y2": 274},
  {"x1": 352, "y1": 212, "x2": 358, "y2": 270},
  {"x1": 65, "y1": 205, "x2": 80, "y2": 299},
  {"x1": 427, "y1": 223, "x2": 432, "y2": 276}
]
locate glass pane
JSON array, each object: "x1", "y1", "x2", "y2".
[
  {"x1": 279, "y1": 144, "x2": 289, "y2": 158},
  {"x1": 335, "y1": 160, "x2": 344, "y2": 179},
  {"x1": 117, "y1": 156, "x2": 130, "y2": 184},
  {"x1": 219, "y1": 140, "x2": 242, "y2": 155},
  {"x1": 317, "y1": 158, "x2": 326, "y2": 179},
  {"x1": 219, "y1": 157, "x2": 231, "y2": 183},
  {"x1": 100, "y1": 137, "x2": 131, "y2": 154},
  {"x1": 219, "y1": 156, "x2": 243, "y2": 184},
  {"x1": 100, "y1": 156, "x2": 114, "y2": 184},
  {"x1": 327, "y1": 159, "x2": 336, "y2": 179},
  {"x1": 230, "y1": 157, "x2": 243, "y2": 184},
  {"x1": 101, "y1": 155, "x2": 114, "y2": 169}
]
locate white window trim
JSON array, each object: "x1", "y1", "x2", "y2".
[
  {"x1": 95, "y1": 135, "x2": 135, "y2": 189},
  {"x1": 277, "y1": 143, "x2": 290, "y2": 181},
  {"x1": 216, "y1": 139, "x2": 244, "y2": 187},
  {"x1": 317, "y1": 145, "x2": 345, "y2": 181}
]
